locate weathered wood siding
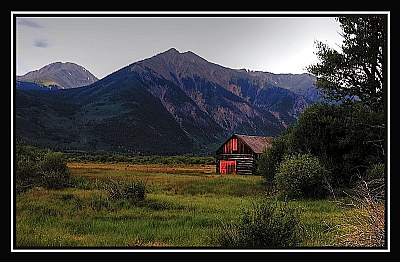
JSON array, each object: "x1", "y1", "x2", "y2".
[
  {"x1": 216, "y1": 134, "x2": 271, "y2": 175},
  {"x1": 216, "y1": 135, "x2": 253, "y2": 155},
  {"x1": 216, "y1": 154, "x2": 255, "y2": 175}
]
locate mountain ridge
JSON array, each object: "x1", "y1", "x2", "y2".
[{"x1": 15, "y1": 48, "x2": 320, "y2": 154}]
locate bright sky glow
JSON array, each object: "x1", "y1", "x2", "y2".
[{"x1": 14, "y1": 12, "x2": 346, "y2": 79}]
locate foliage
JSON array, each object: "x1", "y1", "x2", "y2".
[
  {"x1": 215, "y1": 199, "x2": 302, "y2": 248},
  {"x1": 16, "y1": 162, "x2": 352, "y2": 247},
  {"x1": 257, "y1": 102, "x2": 384, "y2": 193},
  {"x1": 366, "y1": 163, "x2": 385, "y2": 181},
  {"x1": 307, "y1": 16, "x2": 386, "y2": 111},
  {"x1": 333, "y1": 177, "x2": 385, "y2": 247},
  {"x1": 304, "y1": 15, "x2": 387, "y2": 191},
  {"x1": 15, "y1": 142, "x2": 41, "y2": 193},
  {"x1": 39, "y1": 152, "x2": 70, "y2": 189},
  {"x1": 103, "y1": 179, "x2": 146, "y2": 203},
  {"x1": 256, "y1": 128, "x2": 292, "y2": 192},
  {"x1": 275, "y1": 153, "x2": 331, "y2": 199},
  {"x1": 15, "y1": 141, "x2": 70, "y2": 193},
  {"x1": 288, "y1": 102, "x2": 384, "y2": 188}
]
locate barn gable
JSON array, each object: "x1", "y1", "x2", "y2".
[
  {"x1": 235, "y1": 134, "x2": 273, "y2": 154},
  {"x1": 216, "y1": 134, "x2": 273, "y2": 175}
]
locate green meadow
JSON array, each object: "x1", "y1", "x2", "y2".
[{"x1": 15, "y1": 162, "x2": 351, "y2": 249}]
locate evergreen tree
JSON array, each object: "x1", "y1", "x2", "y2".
[
  {"x1": 307, "y1": 15, "x2": 387, "y2": 112},
  {"x1": 307, "y1": 15, "x2": 387, "y2": 159}
]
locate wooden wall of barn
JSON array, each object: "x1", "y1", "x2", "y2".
[
  {"x1": 216, "y1": 136, "x2": 254, "y2": 155},
  {"x1": 216, "y1": 154, "x2": 255, "y2": 175}
]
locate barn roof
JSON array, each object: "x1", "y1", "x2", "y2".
[{"x1": 236, "y1": 134, "x2": 273, "y2": 153}]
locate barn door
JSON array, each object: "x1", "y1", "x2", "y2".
[{"x1": 220, "y1": 160, "x2": 236, "y2": 174}]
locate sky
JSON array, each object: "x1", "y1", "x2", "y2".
[{"x1": 14, "y1": 12, "x2": 346, "y2": 79}]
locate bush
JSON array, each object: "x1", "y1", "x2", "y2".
[
  {"x1": 39, "y1": 152, "x2": 70, "y2": 189},
  {"x1": 216, "y1": 200, "x2": 302, "y2": 248},
  {"x1": 104, "y1": 180, "x2": 146, "y2": 202},
  {"x1": 365, "y1": 163, "x2": 385, "y2": 181},
  {"x1": 15, "y1": 142, "x2": 70, "y2": 193},
  {"x1": 275, "y1": 154, "x2": 331, "y2": 199},
  {"x1": 363, "y1": 163, "x2": 386, "y2": 201},
  {"x1": 124, "y1": 181, "x2": 146, "y2": 202},
  {"x1": 15, "y1": 154, "x2": 40, "y2": 194},
  {"x1": 16, "y1": 142, "x2": 39, "y2": 193},
  {"x1": 334, "y1": 178, "x2": 385, "y2": 247},
  {"x1": 256, "y1": 130, "x2": 292, "y2": 192},
  {"x1": 289, "y1": 102, "x2": 385, "y2": 188}
]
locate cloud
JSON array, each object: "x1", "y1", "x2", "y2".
[
  {"x1": 17, "y1": 18, "x2": 43, "y2": 28},
  {"x1": 34, "y1": 39, "x2": 49, "y2": 48}
]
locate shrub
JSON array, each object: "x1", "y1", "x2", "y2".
[
  {"x1": 334, "y1": 178, "x2": 385, "y2": 247},
  {"x1": 289, "y1": 102, "x2": 385, "y2": 188},
  {"x1": 16, "y1": 142, "x2": 39, "y2": 193},
  {"x1": 216, "y1": 200, "x2": 302, "y2": 248},
  {"x1": 256, "y1": 129, "x2": 293, "y2": 192},
  {"x1": 39, "y1": 152, "x2": 70, "y2": 189},
  {"x1": 365, "y1": 163, "x2": 385, "y2": 181},
  {"x1": 15, "y1": 155, "x2": 40, "y2": 194},
  {"x1": 124, "y1": 181, "x2": 146, "y2": 202},
  {"x1": 275, "y1": 154, "x2": 331, "y2": 199},
  {"x1": 15, "y1": 142, "x2": 70, "y2": 193},
  {"x1": 364, "y1": 163, "x2": 385, "y2": 201},
  {"x1": 104, "y1": 180, "x2": 146, "y2": 202}
]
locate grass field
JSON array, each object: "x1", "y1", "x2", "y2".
[{"x1": 15, "y1": 162, "x2": 352, "y2": 249}]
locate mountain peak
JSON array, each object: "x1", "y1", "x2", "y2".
[
  {"x1": 16, "y1": 61, "x2": 98, "y2": 89},
  {"x1": 165, "y1": 47, "x2": 180, "y2": 53},
  {"x1": 157, "y1": 48, "x2": 206, "y2": 60},
  {"x1": 136, "y1": 48, "x2": 220, "y2": 85},
  {"x1": 154, "y1": 48, "x2": 182, "y2": 58}
]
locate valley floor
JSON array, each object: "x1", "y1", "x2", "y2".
[{"x1": 14, "y1": 162, "x2": 353, "y2": 249}]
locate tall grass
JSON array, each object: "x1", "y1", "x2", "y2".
[
  {"x1": 332, "y1": 178, "x2": 386, "y2": 248},
  {"x1": 334, "y1": 199, "x2": 385, "y2": 247},
  {"x1": 214, "y1": 199, "x2": 302, "y2": 248},
  {"x1": 16, "y1": 187, "x2": 256, "y2": 247},
  {"x1": 15, "y1": 162, "x2": 357, "y2": 248},
  {"x1": 69, "y1": 167, "x2": 265, "y2": 197}
]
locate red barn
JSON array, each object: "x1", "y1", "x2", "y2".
[{"x1": 216, "y1": 134, "x2": 273, "y2": 175}]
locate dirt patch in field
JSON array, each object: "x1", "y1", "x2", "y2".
[{"x1": 67, "y1": 162, "x2": 216, "y2": 174}]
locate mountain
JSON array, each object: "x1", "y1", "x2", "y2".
[
  {"x1": 16, "y1": 62, "x2": 99, "y2": 90},
  {"x1": 15, "y1": 48, "x2": 319, "y2": 155},
  {"x1": 248, "y1": 71, "x2": 320, "y2": 102},
  {"x1": 133, "y1": 48, "x2": 316, "y2": 129}
]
